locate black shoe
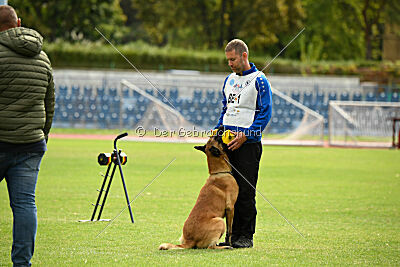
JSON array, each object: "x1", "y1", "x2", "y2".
[
  {"x1": 217, "y1": 235, "x2": 239, "y2": 246},
  {"x1": 232, "y1": 236, "x2": 253, "y2": 248}
]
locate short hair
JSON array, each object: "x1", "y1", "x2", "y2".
[
  {"x1": 0, "y1": 5, "x2": 18, "y2": 31},
  {"x1": 225, "y1": 39, "x2": 249, "y2": 56}
]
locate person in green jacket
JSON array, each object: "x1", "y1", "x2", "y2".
[{"x1": 0, "y1": 5, "x2": 54, "y2": 266}]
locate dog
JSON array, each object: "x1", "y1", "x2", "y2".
[{"x1": 159, "y1": 127, "x2": 239, "y2": 250}]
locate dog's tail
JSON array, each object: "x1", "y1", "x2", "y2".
[{"x1": 159, "y1": 240, "x2": 195, "y2": 250}]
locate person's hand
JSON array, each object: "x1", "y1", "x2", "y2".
[{"x1": 227, "y1": 131, "x2": 247, "y2": 151}]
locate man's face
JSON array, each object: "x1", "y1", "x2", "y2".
[{"x1": 225, "y1": 50, "x2": 246, "y2": 73}]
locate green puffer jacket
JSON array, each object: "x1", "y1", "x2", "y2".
[{"x1": 0, "y1": 27, "x2": 55, "y2": 144}]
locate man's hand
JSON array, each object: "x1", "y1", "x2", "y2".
[{"x1": 227, "y1": 131, "x2": 247, "y2": 151}]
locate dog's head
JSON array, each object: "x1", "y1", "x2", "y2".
[{"x1": 194, "y1": 126, "x2": 228, "y2": 158}]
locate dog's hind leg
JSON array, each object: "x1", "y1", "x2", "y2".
[{"x1": 197, "y1": 217, "x2": 228, "y2": 249}]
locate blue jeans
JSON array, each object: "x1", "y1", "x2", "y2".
[{"x1": 0, "y1": 152, "x2": 44, "y2": 267}]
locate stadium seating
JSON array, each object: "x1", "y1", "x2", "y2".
[{"x1": 53, "y1": 84, "x2": 399, "y2": 132}]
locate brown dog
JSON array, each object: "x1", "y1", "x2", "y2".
[{"x1": 159, "y1": 128, "x2": 239, "y2": 250}]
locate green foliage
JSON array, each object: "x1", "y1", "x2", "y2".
[
  {"x1": 43, "y1": 41, "x2": 400, "y2": 81},
  {"x1": 7, "y1": 0, "x2": 400, "y2": 61},
  {"x1": 10, "y1": 0, "x2": 127, "y2": 42},
  {"x1": 1, "y1": 139, "x2": 399, "y2": 265},
  {"x1": 131, "y1": 0, "x2": 305, "y2": 54}
]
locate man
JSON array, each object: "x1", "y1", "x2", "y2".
[
  {"x1": 0, "y1": 5, "x2": 55, "y2": 266},
  {"x1": 216, "y1": 39, "x2": 272, "y2": 248}
]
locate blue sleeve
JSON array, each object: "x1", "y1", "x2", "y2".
[
  {"x1": 215, "y1": 75, "x2": 230, "y2": 129},
  {"x1": 246, "y1": 75, "x2": 272, "y2": 142}
]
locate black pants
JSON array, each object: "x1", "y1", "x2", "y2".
[{"x1": 227, "y1": 141, "x2": 262, "y2": 239}]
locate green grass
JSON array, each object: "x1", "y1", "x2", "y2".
[{"x1": 1, "y1": 139, "x2": 399, "y2": 266}]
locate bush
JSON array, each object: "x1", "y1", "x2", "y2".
[{"x1": 44, "y1": 41, "x2": 400, "y2": 83}]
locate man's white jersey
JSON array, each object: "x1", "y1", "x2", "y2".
[{"x1": 223, "y1": 71, "x2": 260, "y2": 128}]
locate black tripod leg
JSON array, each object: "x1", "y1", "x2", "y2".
[
  {"x1": 97, "y1": 163, "x2": 117, "y2": 221},
  {"x1": 90, "y1": 163, "x2": 112, "y2": 221},
  {"x1": 117, "y1": 158, "x2": 134, "y2": 223}
]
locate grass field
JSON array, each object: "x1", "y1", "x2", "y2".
[{"x1": 1, "y1": 138, "x2": 399, "y2": 266}]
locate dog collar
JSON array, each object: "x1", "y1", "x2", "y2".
[{"x1": 210, "y1": 171, "x2": 232, "y2": 175}]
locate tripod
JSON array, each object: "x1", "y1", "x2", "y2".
[{"x1": 79, "y1": 133, "x2": 134, "y2": 223}]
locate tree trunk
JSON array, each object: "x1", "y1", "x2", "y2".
[
  {"x1": 365, "y1": 26, "x2": 373, "y2": 60},
  {"x1": 219, "y1": 0, "x2": 227, "y2": 47}
]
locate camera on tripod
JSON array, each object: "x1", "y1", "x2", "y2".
[{"x1": 98, "y1": 151, "x2": 127, "y2": 166}]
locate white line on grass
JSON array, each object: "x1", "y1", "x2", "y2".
[{"x1": 96, "y1": 158, "x2": 176, "y2": 237}]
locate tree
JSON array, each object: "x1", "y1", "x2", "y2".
[
  {"x1": 10, "y1": 0, "x2": 127, "y2": 42},
  {"x1": 131, "y1": 0, "x2": 304, "y2": 55}
]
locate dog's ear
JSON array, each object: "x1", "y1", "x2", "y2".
[
  {"x1": 209, "y1": 146, "x2": 222, "y2": 157},
  {"x1": 194, "y1": 145, "x2": 206, "y2": 153}
]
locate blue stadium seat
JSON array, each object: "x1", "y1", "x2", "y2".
[
  {"x1": 352, "y1": 91, "x2": 362, "y2": 101},
  {"x1": 193, "y1": 89, "x2": 202, "y2": 100},
  {"x1": 211, "y1": 98, "x2": 219, "y2": 105},
  {"x1": 366, "y1": 92, "x2": 376, "y2": 101},
  {"x1": 315, "y1": 91, "x2": 325, "y2": 105},
  {"x1": 133, "y1": 91, "x2": 141, "y2": 99},
  {"x1": 391, "y1": 92, "x2": 399, "y2": 102},
  {"x1": 284, "y1": 117, "x2": 292, "y2": 128},
  {"x1": 60, "y1": 111, "x2": 69, "y2": 122},
  {"x1": 273, "y1": 97, "x2": 281, "y2": 107},
  {"x1": 97, "y1": 87, "x2": 105, "y2": 97},
  {"x1": 303, "y1": 91, "x2": 313, "y2": 104},
  {"x1": 291, "y1": 91, "x2": 300, "y2": 102},
  {"x1": 58, "y1": 85, "x2": 68, "y2": 96},
  {"x1": 56, "y1": 95, "x2": 65, "y2": 107},
  {"x1": 77, "y1": 103, "x2": 85, "y2": 113},
  {"x1": 110, "y1": 112, "x2": 119, "y2": 126},
  {"x1": 328, "y1": 92, "x2": 337, "y2": 101},
  {"x1": 145, "y1": 88, "x2": 154, "y2": 96},
  {"x1": 201, "y1": 107, "x2": 208, "y2": 116},
  {"x1": 217, "y1": 90, "x2": 223, "y2": 100},
  {"x1": 377, "y1": 92, "x2": 387, "y2": 102},
  {"x1": 122, "y1": 113, "x2": 132, "y2": 127},
  {"x1": 83, "y1": 86, "x2": 93, "y2": 97},
  {"x1": 122, "y1": 87, "x2": 130, "y2": 98},
  {"x1": 108, "y1": 87, "x2": 118, "y2": 97},
  {"x1": 71, "y1": 85, "x2": 80, "y2": 96},
  {"x1": 101, "y1": 103, "x2": 110, "y2": 113},
  {"x1": 97, "y1": 112, "x2": 107, "y2": 128},
  {"x1": 66, "y1": 103, "x2": 73, "y2": 115},
  {"x1": 110, "y1": 97, "x2": 121, "y2": 113},
  {"x1": 194, "y1": 114, "x2": 203, "y2": 125},
  {"x1": 207, "y1": 114, "x2": 217, "y2": 127},
  {"x1": 156, "y1": 89, "x2": 166, "y2": 100},
  {"x1": 85, "y1": 112, "x2": 94, "y2": 123},
  {"x1": 206, "y1": 89, "x2": 215, "y2": 99},
  {"x1": 73, "y1": 112, "x2": 81, "y2": 122},
  {"x1": 340, "y1": 92, "x2": 349, "y2": 101},
  {"x1": 169, "y1": 89, "x2": 178, "y2": 102}
]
